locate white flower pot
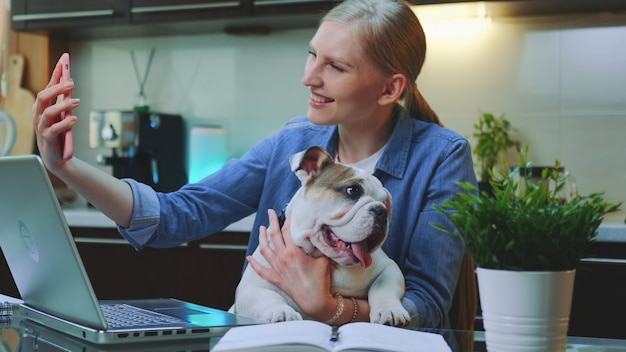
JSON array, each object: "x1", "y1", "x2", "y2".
[{"x1": 476, "y1": 267, "x2": 576, "y2": 352}]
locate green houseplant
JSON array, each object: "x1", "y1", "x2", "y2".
[
  {"x1": 434, "y1": 148, "x2": 620, "y2": 271},
  {"x1": 434, "y1": 148, "x2": 621, "y2": 352},
  {"x1": 472, "y1": 112, "x2": 521, "y2": 184}
]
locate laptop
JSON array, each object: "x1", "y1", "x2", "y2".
[
  {"x1": 19, "y1": 318, "x2": 223, "y2": 351},
  {"x1": 0, "y1": 155, "x2": 262, "y2": 345}
]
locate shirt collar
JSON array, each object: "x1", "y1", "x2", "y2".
[
  {"x1": 376, "y1": 107, "x2": 412, "y2": 179},
  {"x1": 321, "y1": 106, "x2": 413, "y2": 180}
]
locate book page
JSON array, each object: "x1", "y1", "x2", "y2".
[
  {"x1": 213, "y1": 320, "x2": 334, "y2": 352},
  {"x1": 335, "y1": 322, "x2": 451, "y2": 352}
]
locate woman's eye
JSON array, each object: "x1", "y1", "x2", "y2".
[
  {"x1": 330, "y1": 63, "x2": 345, "y2": 72},
  {"x1": 344, "y1": 185, "x2": 363, "y2": 200},
  {"x1": 307, "y1": 50, "x2": 343, "y2": 72}
]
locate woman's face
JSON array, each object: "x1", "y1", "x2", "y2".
[{"x1": 302, "y1": 20, "x2": 391, "y2": 126}]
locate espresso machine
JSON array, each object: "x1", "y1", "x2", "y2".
[{"x1": 89, "y1": 110, "x2": 186, "y2": 192}]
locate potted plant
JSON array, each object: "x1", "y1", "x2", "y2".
[
  {"x1": 434, "y1": 147, "x2": 621, "y2": 352},
  {"x1": 472, "y1": 112, "x2": 520, "y2": 192}
]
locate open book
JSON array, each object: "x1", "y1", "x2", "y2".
[{"x1": 212, "y1": 320, "x2": 451, "y2": 352}]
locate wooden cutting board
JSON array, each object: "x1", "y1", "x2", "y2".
[{"x1": 0, "y1": 53, "x2": 36, "y2": 155}]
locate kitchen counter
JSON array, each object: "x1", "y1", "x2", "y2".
[
  {"x1": 598, "y1": 223, "x2": 626, "y2": 243},
  {"x1": 597, "y1": 212, "x2": 626, "y2": 243},
  {"x1": 62, "y1": 206, "x2": 626, "y2": 242}
]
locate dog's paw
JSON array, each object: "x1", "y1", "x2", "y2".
[
  {"x1": 260, "y1": 307, "x2": 303, "y2": 323},
  {"x1": 370, "y1": 301, "x2": 411, "y2": 327}
]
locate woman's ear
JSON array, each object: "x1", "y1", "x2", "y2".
[{"x1": 378, "y1": 73, "x2": 407, "y2": 106}]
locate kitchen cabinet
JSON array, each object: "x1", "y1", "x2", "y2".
[
  {"x1": 12, "y1": 0, "x2": 626, "y2": 38},
  {"x1": 568, "y1": 242, "x2": 626, "y2": 339},
  {"x1": 9, "y1": 0, "x2": 330, "y2": 35},
  {"x1": 127, "y1": 0, "x2": 339, "y2": 24},
  {"x1": 251, "y1": 0, "x2": 335, "y2": 17},
  {"x1": 129, "y1": 0, "x2": 251, "y2": 25},
  {"x1": 0, "y1": 227, "x2": 249, "y2": 311},
  {"x1": 10, "y1": 0, "x2": 128, "y2": 31}
]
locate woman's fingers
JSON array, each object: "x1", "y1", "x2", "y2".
[
  {"x1": 33, "y1": 54, "x2": 80, "y2": 166},
  {"x1": 34, "y1": 82, "x2": 75, "y2": 124},
  {"x1": 266, "y1": 209, "x2": 285, "y2": 250},
  {"x1": 281, "y1": 212, "x2": 296, "y2": 247},
  {"x1": 45, "y1": 57, "x2": 63, "y2": 89}
]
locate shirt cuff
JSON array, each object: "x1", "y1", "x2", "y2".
[
  {"x1": 117, "y1": 179, "x2": 160, "y2": 250},
  {"x1": 401, "y1": 296, "x2": 419, "y2": 328}
]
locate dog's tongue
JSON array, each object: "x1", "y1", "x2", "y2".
[{"x1": 352, "y1": 240, "x2": 372, "y2": 268}]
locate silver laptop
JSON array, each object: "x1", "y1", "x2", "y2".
[
  {"x1": 0, "y1": 155, "x2": 262, "y2": 345},
  {"x1": 19, "y1": 318, "x2": 225, "y2": 351}
]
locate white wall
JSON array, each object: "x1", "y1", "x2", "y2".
[
  {"x1": 419, "y1": 12, "x2": 626, "y2": 220},
  {"x1": 68, "y1": 10, "x2": 626, "y2": 220}
]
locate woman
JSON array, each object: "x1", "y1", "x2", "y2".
[{"x1": 34, "y1": 0, "x2": 475, "y2": 334}]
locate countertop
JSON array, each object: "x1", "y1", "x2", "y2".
[
  {"x1": 596, "y1": 212, "x2": 626, "y2": 243},
  {"x1": 62, "y1": 205, "x2": 256, "y2": 233},
  {"x1": 62, "y1": 205, "x2": 626, "y2": 243}
]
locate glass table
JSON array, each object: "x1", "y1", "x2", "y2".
[
  {"x1": 472, "y1": 330, "x2": 626, "y2": 352},
  {"x1": 1, "y1": 315, "x2": 625, "y2": 351}
]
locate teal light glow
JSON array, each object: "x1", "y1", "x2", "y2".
[{"x1": 188, "y1": 126, "x2": 228, "y2": 183}]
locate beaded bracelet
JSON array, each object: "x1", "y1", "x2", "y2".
[
  {"x1": 325, "y1": 293, "x2": 344, "y2": 325},
  {"x1": 349, "y1": 296, "x2": 358, "y2": 323}
]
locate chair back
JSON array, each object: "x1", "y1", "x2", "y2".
[{"x1": 449, "y1": 252, "x2": 478, "y2": 352}]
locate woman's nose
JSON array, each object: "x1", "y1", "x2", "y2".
[{"x1": 301, "y1": 61, "x2": 321, "y2": 87}]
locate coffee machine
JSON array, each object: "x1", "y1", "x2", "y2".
[{"x1": 89, "y1": 110, "x2": 186, "y2": 192}]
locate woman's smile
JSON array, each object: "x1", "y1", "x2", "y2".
[{"x1": 309, "y1": 92, "x2": 335, "y2": 107}]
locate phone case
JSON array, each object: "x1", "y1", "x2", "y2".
[{"x1": 59, "y1": 53, "x2": 73, "y2": 160}]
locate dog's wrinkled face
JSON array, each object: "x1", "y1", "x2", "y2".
[{"x1": 287, "y1": 147, "x2": 392, "y2": 269}]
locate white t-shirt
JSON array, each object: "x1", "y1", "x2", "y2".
[{"x1": 337, "y1": 146, "x2": 385, "y2": 175}]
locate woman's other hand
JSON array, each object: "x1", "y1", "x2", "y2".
[{"x1": 247, "y1": 209, "x2": 336, "y2": 320}]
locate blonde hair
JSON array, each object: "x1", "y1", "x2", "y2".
[{"x1": 322, "y1": 0, "x2": 441, "y2": 126}]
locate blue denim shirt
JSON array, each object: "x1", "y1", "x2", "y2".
[{"x1": 118, "y1": 107, "x2": 476, "y2": 329}]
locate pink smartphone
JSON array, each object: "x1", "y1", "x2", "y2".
[{"x1": 58, "y1": 53, "x2": 73, "y2": 160}]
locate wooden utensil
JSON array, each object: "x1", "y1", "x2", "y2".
[{"x1": 0, "y1": 53, "x2": 35, "y2": 155}]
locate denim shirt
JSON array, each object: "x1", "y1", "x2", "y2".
[{"x1": 118, "y1": 107, "x2": 476, "y2": 329}]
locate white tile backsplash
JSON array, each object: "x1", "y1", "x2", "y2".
[
  {"x1": 560, "y1": 114, "x2": 626, "y2": 205},
  {"x1": 560, "y1": 26, "x2": 626, "y2": 113},
  {"x1": 68, "y1": 11, "x2": 626, "y2": 216}
]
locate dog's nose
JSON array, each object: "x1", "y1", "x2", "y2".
[{"x1": 369, "y1": 205, "x2": 388, "y2": 222}]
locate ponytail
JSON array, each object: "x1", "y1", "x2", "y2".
[{"x1": 403, "y1": 83, "x2": 442, "y2": 126}]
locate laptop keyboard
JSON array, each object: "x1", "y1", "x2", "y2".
[{"x1": 101, "y1": 303, "x2": 185, "y2": 328}]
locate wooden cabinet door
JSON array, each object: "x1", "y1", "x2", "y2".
[{"x1": 71, "y1": 228, "x2": 248, "y2": 311}]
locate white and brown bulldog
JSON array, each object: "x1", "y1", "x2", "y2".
[{"x1": 232, "y1": 146, "x2": 410, "y2": 327}]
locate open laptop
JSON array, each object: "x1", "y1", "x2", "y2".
[
  {"x1": 19, "y1": 318, "x2": 225, "y2": 351},
  {"x1": 0, "y1": 155, "x2": 262, "y2": 345}
]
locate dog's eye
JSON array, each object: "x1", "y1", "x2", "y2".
[{"x1": 344, "y1": 185, "x2": 363, "y2": 200}]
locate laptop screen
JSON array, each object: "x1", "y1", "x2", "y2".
[{"x1": 0, "y1": 155, "x2": 107, "y2": 328}]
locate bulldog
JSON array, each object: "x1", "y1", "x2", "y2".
[{"x1": 232, "y1": 146, "x2": 410, "y2": 327}]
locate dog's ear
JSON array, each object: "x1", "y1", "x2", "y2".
[{"x1": 290, "y1": 146, "x2": 334, "y2": 184}]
